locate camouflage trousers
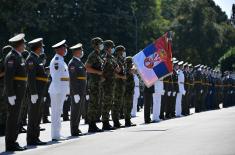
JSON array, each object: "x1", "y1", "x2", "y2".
[
  {"x1": 111, "y1": 80, "x2": 125, "y2": 122},
  {"x1": 101, "y1": 80, "x2": 114, "y2": 122},
  {"x1": 123, "y1": 93, "x2": 134, "y2": 121},
  {"x1": 87, "y1": 79, "x2": 101, "y2": 123}
]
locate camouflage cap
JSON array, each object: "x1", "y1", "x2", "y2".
[
  {"x1": 125, "y1": 56, "x2": 133, "y2": 64},
  {"x1": 115, "y1": 45, "x2": 125, "y2": 52},
  {"x1": 103, "y1": 40, "x2": 115, "y2": 49},
  {"x1": 91, "y1": 37, "x2": 103, "y2": 46}
]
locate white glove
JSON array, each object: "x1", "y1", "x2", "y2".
[
  {"x1": 74, "y1": 94, "x2": 80, "y2": 103},
  {"x1": 8, "y1": 96, "x2": 16, "y2": 106},
  {"x1": 231, "y1": 91, "x2": 233, "y2": 94},
  {"x1": 44, "y1": 97, "x2": 46, "y2": 102},
  {"x1": 167, "y1": 91, "x2": 171, "y2": 96},
  {"x1": 200, "y1": 90, "x2": 203, "y2": 94},
  {"x1": 31, "y1": 94, "x2": 38, "y2": 104},
  {"x1": 183, "y1": 90, "x2": 186, "y2": 95},
  {"x1": 173, "y1": 92, "x2": 176, "y2": 96},
  {"x1": 210, "y1": 91, "x2": 212, "y2": 94},
  {"x1": 86, "y1": 95, "x2": 89, "y2": 100}
]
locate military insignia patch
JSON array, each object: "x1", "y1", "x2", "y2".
[
  {"x1": 54, "y1": 63, "x2": 59, "y2": 70},
  {"x1": 55, "y1": 57, "x2": 59, "y2": 60}
]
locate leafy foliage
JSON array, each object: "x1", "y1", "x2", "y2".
[{"x1": 0, "y1": 0, "x2": 234, "y2": 68}]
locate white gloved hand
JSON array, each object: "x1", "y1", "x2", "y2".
[
  {"x1": 173, "y1": 92, "x2": 176, "y2": 96},
  {"x1": 183, "y1": 90, "x2": 186, "y2": 95},
  {"x1": 74, "y1": 94, "x2": 80, "y2": 103},
  {"x1": 8, "y1": 96, "x2": 16, "y2": 106},
  {"x1": 167, "y1": 91, "x2": 171, "y2": 96},
  {"x1": 44, "y1": 97, "x2": 46, "y2": 102},
  {"x1": 31, "y1": 94, "x2": 38, "y2": 104},
  {"x1": 200, "y1": 90, "x2": 203, "y2": 94},
  {"x1": 231, "y1": 91, "x2": 233, "y2": 94},
  {"x1": 210, "y1": 91, "x2": 212, "y2": 94},
  {"x1": 86, "y1": 95, "x2": 89, "y2": 100}
]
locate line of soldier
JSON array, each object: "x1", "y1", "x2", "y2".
[
  {"x1": 143, "y1": 58, "x2": 235, "y2": 123},
  {"x1": 0, "y1": 33, "x2": 138, "y2": 152}
]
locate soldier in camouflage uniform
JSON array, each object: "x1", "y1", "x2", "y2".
[
  {"x1": 85, "y1": 37, "x2": 104, "y2": 133},
  {"x1": 101, "y1": 40, "x2": 119, "y2": 130},
  {"x1": 123, "y1": 56, "x2": 136, "y2": 127},
  {"x1": 112, "y1": 45, "x2": 126, "y2": 128},
  {"x1": 0, "y1": 45, "x2": 12, "y2": 136}
]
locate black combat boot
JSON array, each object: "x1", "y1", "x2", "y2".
[
  {"x1": 88, "y1": 122, "x2": 103, "y2": 133},
  {"x1": 113, "y1": 120, "x2": 123, "y2": 128},
  {"x1": 125, "y1": 119, "x2": 136, "y2": 127},
  {"x1": 102, "y1": 121, "x2": 116, "y2": 130},
  {"x1": 42, "y1": 117, "x2": 51, "y2": 123}
]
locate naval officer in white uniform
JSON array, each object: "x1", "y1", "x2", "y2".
[
  {"x1": 175, "y1": 61, "x2": 185, "y2": 117},
  {"x1": 49, "y1": 40, "x2": 70, "y2": 141},
  {"x1": 131, "y1": 74, "x2": 140, "y2": 117},
  {"x1": 152, "y1": 79, "x2": 164, "y2": 122}
]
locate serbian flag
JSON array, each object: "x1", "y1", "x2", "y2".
[{"x1": 133, "y1": 32, "x2": 173, "y2": 87}]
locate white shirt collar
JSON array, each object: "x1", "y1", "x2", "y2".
[{"x1": 55, "y1": 53, "x2": 64, "y2": 60}]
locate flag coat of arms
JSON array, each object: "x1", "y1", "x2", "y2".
[{"x1": 133, "y1": 32, "x2": 173, "y2": 87}]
